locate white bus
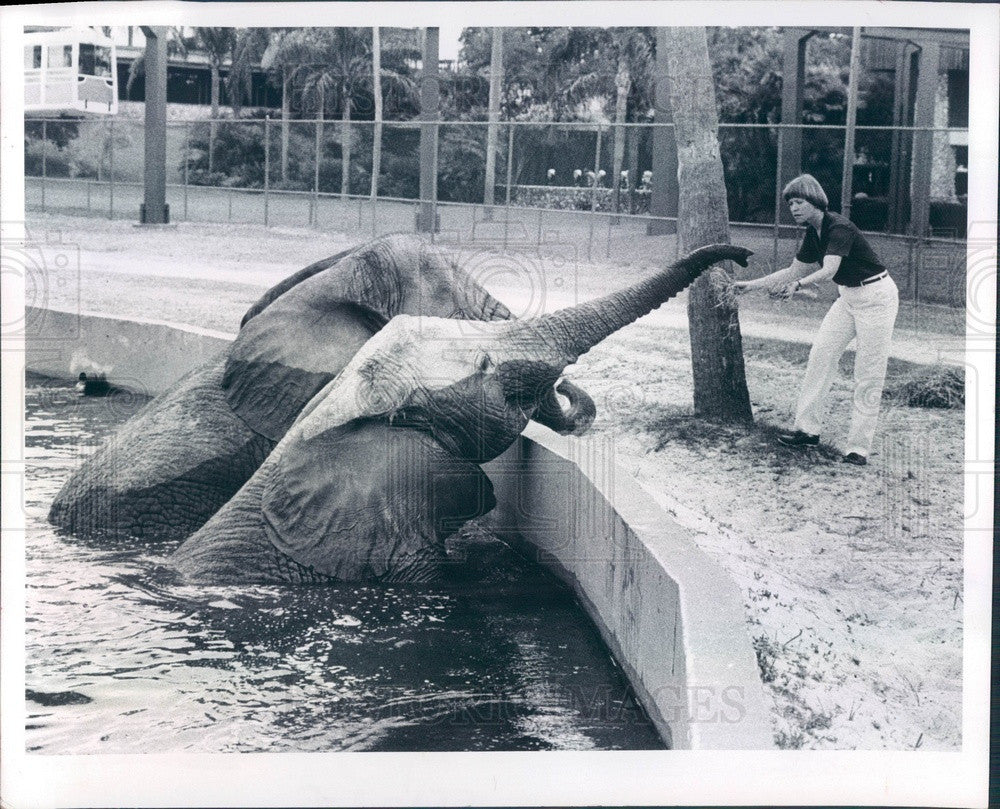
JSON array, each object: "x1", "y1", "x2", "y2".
[{"x1": 25, "y1": 27, "x2": 118, "y2": 115}]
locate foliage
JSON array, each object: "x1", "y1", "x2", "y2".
[{"x1": 23, "y1": 120, "x2": 98, "y2": 179}]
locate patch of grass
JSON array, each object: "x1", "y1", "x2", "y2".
[
  {"x1": 753, "y1": 634, "x2": 779, "y2": 683},
  {"x1": 803, "y1": 711, "x2": 833, "y2": 732},
  {"x1": 775, "y1": 729, "x2": 805, "y2": 749},
  {"x1": 883, "y1": 364, "x2": 964, "y2": 409}
]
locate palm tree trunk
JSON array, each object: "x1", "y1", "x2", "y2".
[
  {"x1": 664, "y1": 26, "x2": 753, "y2": 424},
  {"x1": 341, "y1": 84, "x2": 352, "y2": 199},
  {"x1": 209, "y1": 63, "x2": 220, "y2": 174},
  {"x1": 281, "y1": 67, "x2": 291, "y2": 183},
  {"x1": 315, "y1": 88, "x2": 325, "y2": 195},
  {"x1": 483, "y1": 27, "x2": 503, "y2": 219},
  {"x1": 626, "y1": 124, "x2": 640, "y2": 214},
  {"x1": 370, "y1": 26, "x2": 382, "y2": 200},
  {"x1": 611, "y1": 60, "x2": 630, "y2": 219}
]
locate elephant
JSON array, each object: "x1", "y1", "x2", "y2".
[
  {"x1": 170, "y1": 242, "x2": 752, "y2": 584},
  {"x1": 48, "y1": 234, "x2": 595, "y2": 541}
]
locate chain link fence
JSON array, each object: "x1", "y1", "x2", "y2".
[{"x1": 25, "y1": 115, "x2": 968, "y2": 313}]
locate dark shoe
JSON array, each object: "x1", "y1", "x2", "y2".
[
  {"x1": 777, "y1": 430, "x2": 820, "y2": 447},
  {"x1": 842, "y1": 452, "x2": 868, "y2": 466}
]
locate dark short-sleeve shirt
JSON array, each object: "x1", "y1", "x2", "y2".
[{"x1": 796, "y1": 211, "x2": 885, "y2": 286}]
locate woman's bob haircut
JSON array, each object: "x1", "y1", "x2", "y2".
[{"x1": 782, "y1": 173, "x2": 829, "y2": 211}]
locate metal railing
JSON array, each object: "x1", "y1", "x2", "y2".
[{"x1": 25, "y1": 116, "x2": 970, "y2": 310}]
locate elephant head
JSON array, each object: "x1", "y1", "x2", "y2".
[
  {"x1": 223, "y1": 233, "x2": 595, "y2": 442},
  {"x1": 171, "y1": 243, "x2": 751, "y2": 583},
  {"x1": 49, "y1": 234, "x2": 594, "y2": 541}
]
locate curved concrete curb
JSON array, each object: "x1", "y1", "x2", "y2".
[
  {"x1": 24, "y1": 306, "x2": 774, "y2": 750},
  {"x1": 485, "y1": 426, "x2": 774, "y2": 750}
]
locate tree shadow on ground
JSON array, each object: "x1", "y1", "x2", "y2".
[{"x1": 638, "y1": 407, "x2": 843, "y2": 471}]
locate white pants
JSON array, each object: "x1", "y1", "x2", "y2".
[{"x1": 794, "y1": 277, "x2": 899, "y2": 457}]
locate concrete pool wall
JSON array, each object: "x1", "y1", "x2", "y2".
[{"x1": 24, "y1": 305, "x2": 774, "y2": 750}]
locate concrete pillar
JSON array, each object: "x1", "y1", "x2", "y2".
[
  {"x1": 647, "y1": 27, "x2": 678, "y2": 236},
  {"x1": 483, "y1": 27, "x2": 503, "y2": 219},
  {"x1": 887, "y1": 42, "x2": 916, "y2": 232},
  {"x1": 778, "y1": 28, "x2": 812, "y2": 225},
  {"x1": 909, "y1": 41, "x2": 940, "y2": 237},
  {"x1": 139, "y1": 26, "x2": 169, "y2": 224},
  {"x1": 929, "y1": 72, "x2": 957, "y2": 200},
  {"x1": 416, "y1": 27, "x2": 440, "y2": 233}
]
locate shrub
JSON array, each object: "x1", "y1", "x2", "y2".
[
  {"x1": 509, "y1": 185, "x2": 650, "y2": 214},
  {"x1": 850, "y1": 196, "x2": 889, "y2": 232},
  {"x1": 24, "y1": 137, "x2": 98, "y2": 179},
  {"x1": 929, "y1": 200, "x2": 967, "y2": 238}
]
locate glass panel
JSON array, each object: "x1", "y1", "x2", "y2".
[
  {"x1": 79, "y1": 44, "x2": 112, "y2": 78},
  {"x1": 48, "y1": 44, "x2": 72, "y2": 68}
]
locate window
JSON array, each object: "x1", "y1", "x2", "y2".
[
  {"x1": 48, "y1": 44, "x2": 72, "y2": 69},
  {"x1": 79, "y1": 43, "x2": 112, "y2": 77},
  {"x1": 24, "y1": 45, "x2": 42, "y2": 70}
]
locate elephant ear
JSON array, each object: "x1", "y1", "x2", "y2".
[
  {"x1": 260, "y1": 420, "x2": 496, "y2": 582},
  {"x1": 222, "y1": 301, "x2": 388, "y2": 441}
]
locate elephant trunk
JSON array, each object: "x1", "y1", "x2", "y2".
[
  {"x1": 537, "y1": 380, "x2": 597, "y2": 436},
  {"x1": 518, "y1": 244, "x2": 752, "y2": 365}
]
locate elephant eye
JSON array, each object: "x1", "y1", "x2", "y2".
[{"x1": 476, "y1": 352, "x2": 493, "y2": 373}]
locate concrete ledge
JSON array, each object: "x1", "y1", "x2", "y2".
[
  {"x1": 25, "y1": 305, "x2": 233, "y2": 396},
  {"x1": 25, "y1": 307, "x2": 773, "y2": 750}
]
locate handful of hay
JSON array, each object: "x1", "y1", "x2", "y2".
[{"x1": 883, "y1": 364, "x2": 964, "y2": 409}]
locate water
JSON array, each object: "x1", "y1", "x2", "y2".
[{"x1": 22, "y1": 373, "x2": 665, "y2": 753}]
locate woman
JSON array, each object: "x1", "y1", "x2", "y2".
[{"x1": 733, "y1": 174, "x2": 899, "y2": 467}]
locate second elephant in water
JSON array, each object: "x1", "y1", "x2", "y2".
[{"x1": 172, "y1": 243, "x2": 752, "y2": 583}]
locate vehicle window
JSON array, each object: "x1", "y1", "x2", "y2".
[
  {"x1": 47, "y1": 44, "x2": 72, "y2": 68},
  {"x1": 25, "y1": 45, "x2": 42, "y2": 70},
  {"x1": 80, "y1": 44, "x2": 112, "y2": 77}
]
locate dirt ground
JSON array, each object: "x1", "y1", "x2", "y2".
[{"x1": 21, "y1": 214, "x2": 967, "y2": 750}]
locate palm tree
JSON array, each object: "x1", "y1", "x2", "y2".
[
  {"x1": 263, "y1": 29, "x2": 369, "y2": 198},
  {"x1": 189, "y1": 27, "x2": 237, "y2": 173},
  {"x1": 264, "y1": 28, "x2": 416, "y2": 194},
  {"x1": 564, "y1": 28, "x2": 653, "y2": 216},
  {"x1": 260, "y1": 29, "x2": 310, "y2": 184},
  {"x1": 227, "y1": 28, "x2": 271, "y2": 118}
]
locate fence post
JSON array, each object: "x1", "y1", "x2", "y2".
[
  {"x1": 773, "y1": 127, "x2": 784, "y2": 270},
  {"x1": 588, "y1": 124, "x2": 603, "y2": 262},
  {"x1": 41, "y1": 120, "x2": 46, "y2": 212},
  {"x1": 313, "y1": 117, "x2": 321, "y2": 227},
  {"x1": 183, "y1": 121, "x2": 189, "y2": 221},
  {"x1": 264, "y1": 116, "x2": 270, "y2": 227},
  {"x1": 840, "y1": 27, "x2": 862, "y2": 219},
  {"x1": 591, "y1": 125, "x2": 603, "y2": 213},
  {"x1": 108, "y1": 117, "x2": 115, "y2": 219},
  {"x1": 503, "y1": 124, "x2": 514, "y2": 250}
]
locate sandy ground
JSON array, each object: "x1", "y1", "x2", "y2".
[{"x1": 19, "y1": 214, "x2": 967, "y2": 749}]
